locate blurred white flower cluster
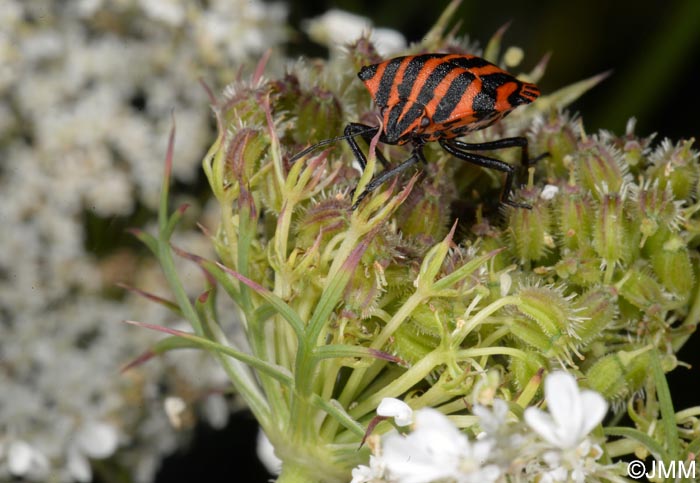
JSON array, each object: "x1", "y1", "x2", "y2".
[
  {"x1": 352, "y1": 372, "x2": 611, "y2": 483},
  {"x1": 303, "y1": 9, "x2": 406, "y2": 57},
  {"x1": 0, "y1": 0, "x2": 286, "y2": 481}
]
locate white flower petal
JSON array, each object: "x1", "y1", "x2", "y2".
[
  {"x1": 7, "y1": 441, "x2": 48, "y2": 478},
  {"x1": 524, "y1": 407, "x2": 560, "y2": 446},
  {"x1": 202, "y1": 393, "x2": 229, "y2": 430},
  {"x1": 75, "y1": 421, "x2": 119, "y2": 459},
  {"x1": 351, "y1": 456, "x2": 384, "y2": 483},
  {"x1": 350, "y1": 464, "x2": 373, "y2": 483},
  {"x1": 372, "y1": 407, "x2": 502, "y2": 483},
  {"x1": 545, "y1": 372, "x2": 583, "y2": 439},
  {"x1": 8, "y1": 441, "x2": 33, "y2": 475},
  {"x1": 579, "y1": 390, "x2": 608, "y2": 434},
  {"x1": 67, "y1": 447, "x2": 92, "y2": 482},
  {"x1": 377, "y1": 397, "x2": 413, "y2": 427},
  {"x1": 256, "y1": 429, "x2": 282, "y2": 475},
  {"x1": 526, "y1": 372, "x2": 608, "y2": 449},
  {"x1": 474, "y1": 399, "x2": 509, "y2": 435}
]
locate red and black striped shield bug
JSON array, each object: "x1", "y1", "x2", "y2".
[{"x1": 291, "y1": 53, "x2": 543, "y2": 209}]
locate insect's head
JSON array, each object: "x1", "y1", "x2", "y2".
[{"x1": 512, "y1": 81, "x2": 540, "y2": 107}]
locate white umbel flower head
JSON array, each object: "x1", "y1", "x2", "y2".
[{"x1": 524, "y1": 372, "x2": 608, "y2": 449}]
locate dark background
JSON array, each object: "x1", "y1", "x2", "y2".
[
  {"x1": 287, "y1": 0, "x2": 700, "y2": 141},
  {"x1": 155, "y1": 1, "x2": 700, "y2": 481}
]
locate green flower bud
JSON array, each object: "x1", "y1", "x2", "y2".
[
  {"x1": 515, "y1": 285, "x2": 575, "y2": 338},
  {"x1": 617, "y1": 264, "x2": 670, "y2": 312},
  {"x1": 531, "y1": 112, "x2": 580, "y2": 178},
  {"x1": 509, "y1": 350, "x2": 547, "y2": 393},
  {"x1": 510, "y1": 315, "x2": 554, "y2": 354},
  {"x1": 225, "y1": 128, "x2": 268, "y2": 186},
  {"x1": 344, "y1": 260, "x2": 386, "y2": 319},
  {"x1": 622, "y1": 139, "x2": 645, "y2": 171},
  {"x1": 585, "y1": 349, "x2": 650, "y2": 401},
  {"x1": 295, "y1": 196, "x2": 350, "y2": 248},
  {"x1": 574, "y1": 287, "x2": 617, "y2": 344},
  {"x1": 647, "y1": 139, "x2": 699, "y2": 201},
  {"x1": 556, "y1": 184, "x2": 593, "y2": 250},
  {"x1": 510, "y1": 285, "x2": 583, "y2": 362},
  {"x1": 606, "y1": 119, "x2": 654, "y2": 174},
  {"x1": 575, "y1": 139, "x2": 629, "y2": 199},
  {"x1": 409, "y1": 299, "x2": 465, "y2": 338},
  {"x1": 220, "y1": 78, "x2": 270, "y2": 127},
  {"x1": 268, "y1": 73, "x2": 302, "y2": 122},
  {"x1": 593, "y1": 192, "x2": 634, "y2": 267},
  {"x1": 295, "y1": 87, "x2": 343, "y2": 146},
  {"x1": 635, "y1": 182, "x2": 683, "y2": 250},
  {"x1": 553, "y1": 248, "x2": 602, "y2": 287},
  {"x1": 397, "y1": 183, "x2": 450, "y2": 243},
  {"x1": 391, "y1": 317, "x2": 440, "y2": 364},
  {"x1": 650, "y1": 237, "x2": 695, "y2": 304},
  {"x1": 507, "y1": 190, "x2": 552, "y2": 264}
]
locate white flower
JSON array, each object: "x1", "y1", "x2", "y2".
[
  {"x1": 7, "y1": 440, "x2": 49, "y2": 479},
  {"x1": 351, "y1": 456, "x2": 385, "y2": 483},
  {"x1": 303, "y1": 9, "x2": 406, "y2": 56},
  {"x1": 523, "y1": 372, "x2": 608, "y2": 482},
  {"x1": 75, "y1": 421, "x2": 120, "y2": 460},
  {"x1": 381, "y1": 408, "x2": 501, "y2": 483},
  {"x1": 67, "y1": 421, "x2": 120, "y2": 482},
  {"x1": 377, "y1": 398, "x2": 413, "y2": 427},
  {"x1": 524, "y1": 372, "x2": 608, "y2": 449},
  {"x1": 138, "y1": 0, "x2": 186, "y2": 26},
  {"x1": 473, "y1": 398, "x2": 509, "y2": 436},
  {"x1": 202, "y1": 393, "x2": 229, "y2": 430}
]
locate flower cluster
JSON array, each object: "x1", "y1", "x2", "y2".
[
  {"x1": 0, "y1": 0, "x2": 287, "y2": 481},
  {"x1": 130, "y1": 3, "x2": 699, "y2": 483},
  {"x1": 353, "y1": 372, "x2": 609, "y2": 483}
]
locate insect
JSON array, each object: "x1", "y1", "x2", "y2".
[{"x1": 291, "y1": 53, "x2": 542, "y2": 209}]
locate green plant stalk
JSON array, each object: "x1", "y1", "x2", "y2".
[
  {"x1": 604, "y1": 426, "x2": 668, "y2": 460},
  {"x1": 452, "y1": 295, "x2": 520, "y2": 345},
  {"x1": 289, "y1": 240, "x2": 368, "y2": 440},
  {"x1": 349, "y1": 349, "x2": 445, "y2": 419},
  {"x1": 650, "y1": 349, "x2": 681, "y2": 459}
]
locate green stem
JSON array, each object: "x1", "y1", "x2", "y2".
[
  {"x1": 349, "y1": 350, "x2": 444, "y2": 419},
  {"x1": 452, "y1": 296, "x2": 519, "y2": 346},
  {"x1": 275, "y1": 463, "x2": 320, "y2": 483},
  {"x1": 334, "y1": 289, "x2": 425, "y2": 417}
]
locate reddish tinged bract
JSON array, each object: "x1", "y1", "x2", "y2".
[{"x1": 291, "y1": 52, "x2": 543, "y2": 209}]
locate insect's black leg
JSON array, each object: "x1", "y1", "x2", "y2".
[
  {"x1": 289, "y1": 123, "x2": 378, "y2": 163},
  {"x1": 345, "y1": 123, "x2": 390, "y2": 169},
  {"x1": 439, "y1": 139, "x2": 531, "y2": 208},
  {"x1": 448, "y1": 136, "x2": 540, "y2": 168},
  {"x1": 352, "y1": 147, "x2": 423, "y2": 209}
]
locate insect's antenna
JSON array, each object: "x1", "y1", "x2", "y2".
[{"x1": 289, "y1": 125, "x2": 377, "y2": 162}]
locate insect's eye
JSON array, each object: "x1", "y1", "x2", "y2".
[
  {"x1": 381, "y1": 106, "x2": 388, "y2": 117},
  {"x1": 420, "y1": 117, "x2": 430, "y2": 128}
]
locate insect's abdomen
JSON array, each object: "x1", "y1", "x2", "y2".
[{"x1": 358, "y1": 53, "x2": 540, "y2": 142}]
